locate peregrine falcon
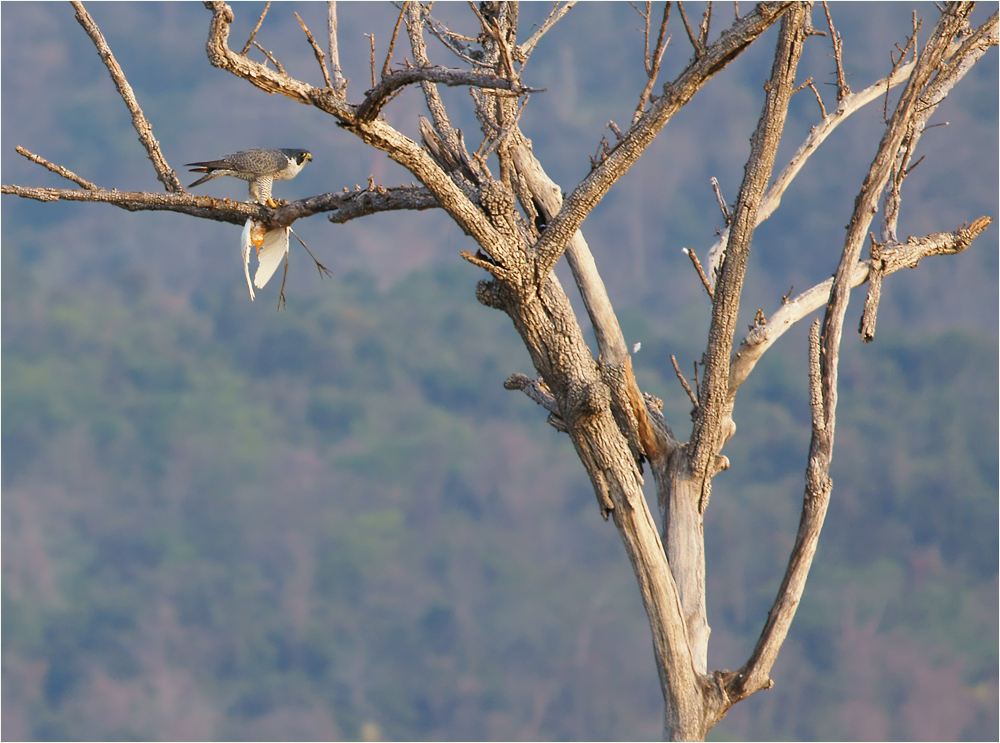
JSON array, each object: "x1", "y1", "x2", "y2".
[{"x1": 185, "y1": 148, "x2": 312, "y2": 205}]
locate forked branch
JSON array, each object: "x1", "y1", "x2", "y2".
[{"x1": 532, "y1": 2, "x2": 792, "y2": 280}]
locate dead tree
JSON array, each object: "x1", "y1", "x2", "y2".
[{"x1": 3, "y1": 2, "x2": 995, "y2": 739}]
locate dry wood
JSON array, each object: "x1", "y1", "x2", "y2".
[{"x1": 2, "y1": 3, "x2": 994, "y2": 740}]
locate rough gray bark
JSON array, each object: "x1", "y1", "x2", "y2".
[{"x1": 2, "y1": 2, "x2": 995, "y2": 740}]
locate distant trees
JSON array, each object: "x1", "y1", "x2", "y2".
[{"x1": 3, "y1": 2, "x2": 996, "y2": 739}]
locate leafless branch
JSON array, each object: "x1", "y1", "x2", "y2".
[
  {"x1": 241, "y1": 1, "x2": 270, "y2": 55},
  {"x1": 859, "y1": 237, "x2": 884, "y2": 342},
  {"x1": 710, "y1": 177, "x2": 730, "y2": 226},
  {"x1": 726, "y1": 217, "x2": 992, "y2": 397},
  {"x1": 690, "y1": 5, "x2": 806, "y2": 495},
  {"x1": 533, "y1": 2, "x2": 792, "y2": 280},
  {"x1": 819, "y1": 2, "x2": 974, "y2": 443},
  {"x1": 718, "y1": 318, "x2": 834, "y2": 707},
  {"x1": 704, "y1": 23, "x2": 985, "y2": 286},
  {"x1": 677, "y1": 1, "x2": 705, "y2": 56},
  {"x1": 327, "y1": 2, "x2": 347, "y2": 94},
  {"x1": 366, "y1": 33, "x2": 376, "y2": 87},
  {"x1": 822, "y1": 1, "x2": 851, "y2": 100},
  {"x1": 356, "y1": 66, "x2": 536, "y2": 123},
  {"x1": 421, "y1": 7, "x2": 481, "y2": 64},
  {"x1": 682, "y1": 247, "x2": 714, "y2": 300},
  {"x1": 518, "y1": 1, "x2": 577, "y2": 59},
  {"x1": 670, "y1": 354, "x2": 699, "y2": 411},
  {"x1": 634, "y1": 2, "x2": 672, "y2": 123},
  {"x1": 71, "y1": 1, "x2": 182, "y2": 193},
  {"x1": 295, "y1": 12, "x2": 333, "y2": 89},
  {"x1": 512, "y1": 143, "x2": 660, "y2": 465},
  {"x1": 699, "y1": 2, "x2": 713, "y2": 47},
  {"x1": 805, "y1": 77, "x2": 826, "y2": 117},
  {"x1": 253, "y1": 41, "x2": 286, "y2": 75},
  {"x1": 15, "y1": 146, "x2": 98, "y2": 190},
  {"x1": 504, "y1": 373, "x2": 561, "y2": 417},
  {"x1": 883, "y1": 22, "x2": 921, "y2": 123},
  {"x1": 382, "y1": 3, "x2": 407, "y2": 79},
  {"x1": 881, "y1": 9, "x2": 998, "y2": 244},
  {"x1": 0, "y1": 180, "x2": 443, "y2": 231}
]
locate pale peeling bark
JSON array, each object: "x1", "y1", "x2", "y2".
[{"x1": 2, "y1": 3, "x2": 995, "y2": 740}]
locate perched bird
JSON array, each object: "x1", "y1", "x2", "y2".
[{"x1": 185, "y1": 148, "x2": 312, "y2": 205}]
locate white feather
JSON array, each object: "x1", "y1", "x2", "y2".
[
  {"x1": 241, "y1": 219, "x2": 256, "y2": 301},
  {"x1": 253, "y1": 224, "x2": 290, "y2": 289}
]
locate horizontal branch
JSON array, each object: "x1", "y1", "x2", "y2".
[{"x1": 1, "y1": 182, "x2": 441, "y2": 228}]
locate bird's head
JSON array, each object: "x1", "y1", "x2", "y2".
[{"x1": 284, "y1": 149, "x2": 312, "y2": 167}]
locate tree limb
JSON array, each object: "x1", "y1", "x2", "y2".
[
  {"x1": 72, "y1": 1, "x2": 182, "y2": 193},
  {"x1": 356, "y1": 66, "x2": 534, "y2": 124},
  {"x1": 704, "y1": 24, "x2": 989, "y2": 286},
  {"x1": 15, "y1": 146, "x2": 98, "y2": 190},
  {"x1": 532, "y1": 2, "x2": 792, "y2": 281},
  {"x1": 327, "y1": 1, "x2": 348, "y2": 95},
  {"x1": 689, "y1": 4, "x2": 806, "y2": 499},
  {"x1": 518, "y1": 1, "x2": 577, "y2": 59},
  {"x1": 0, "y1": 182, "x2": 442, "y2": 229},
  {"x1": 727, "y1": 217, "x2": 993, "y2": 396}
]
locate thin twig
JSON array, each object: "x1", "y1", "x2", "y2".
[
  {"x1": 883, "y1": 22, "x2": 920, "y2": 123},
  {"x1": 382, "y1": 4, "x2": 406, "y2": 79},
  {"x1": 710, "y1": 177, "x2": 731, "y2": 226},
  {"x1": 366, "y1": 33, "x2": 376, "y2": 88},
  {"x1": 242, "y1": 2, "x2": 270, "y2": 56},
  {"x1": 683, "y1": 247, "x2": 715, "y2": 300},
  {"x1": 699, "y1": 2, "x2": 713, "y2": 47},
  {"x1": 822, "y1": 1, "x2": 850, "y2": 100},
  {"x1": 671, "y1": 355, "x2": 700, "y2": 411},
  {"x1": 253, "y1": 41, "x2": 286, "y2": 75},
  {"x1": 634, "y1": 2, "x2": 672, "y2": 123},
  {"x1": 519, "y1": 1, "x2": 577, "y2": 59},
  {"x1": 16, "y1": 146, "x2": 98, "y2": 190},
  {"x1": 295, "y1": 12, "x2": 333, "y2": 89},
  {"x1": 422, "y1": 7, "x2": 481, "y2": 64},
  {"x1": 806, "y1": 78, "x2": 826, "y2": 118},
  {"x1": 677, "y1": 1, "x2": 705, "y2": 56}
]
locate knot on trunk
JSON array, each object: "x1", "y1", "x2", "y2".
[
  {"x1": 566, "y1": 379, "x2": 610, "y2": 420},
  {"x1": 475, "y1": 279, "x2": 505, "y2": 309}
]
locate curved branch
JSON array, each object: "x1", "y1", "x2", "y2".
[
  {"x1": 356, "y1": 66, "x2": 535, "y2": 123},
  {"x1": 204, "y1": 1, "x2": 346, "y2": 110}
]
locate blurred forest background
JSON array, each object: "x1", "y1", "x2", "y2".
[{"x1": 2, "y1": 3, "x2": 996, "y2": 740}]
